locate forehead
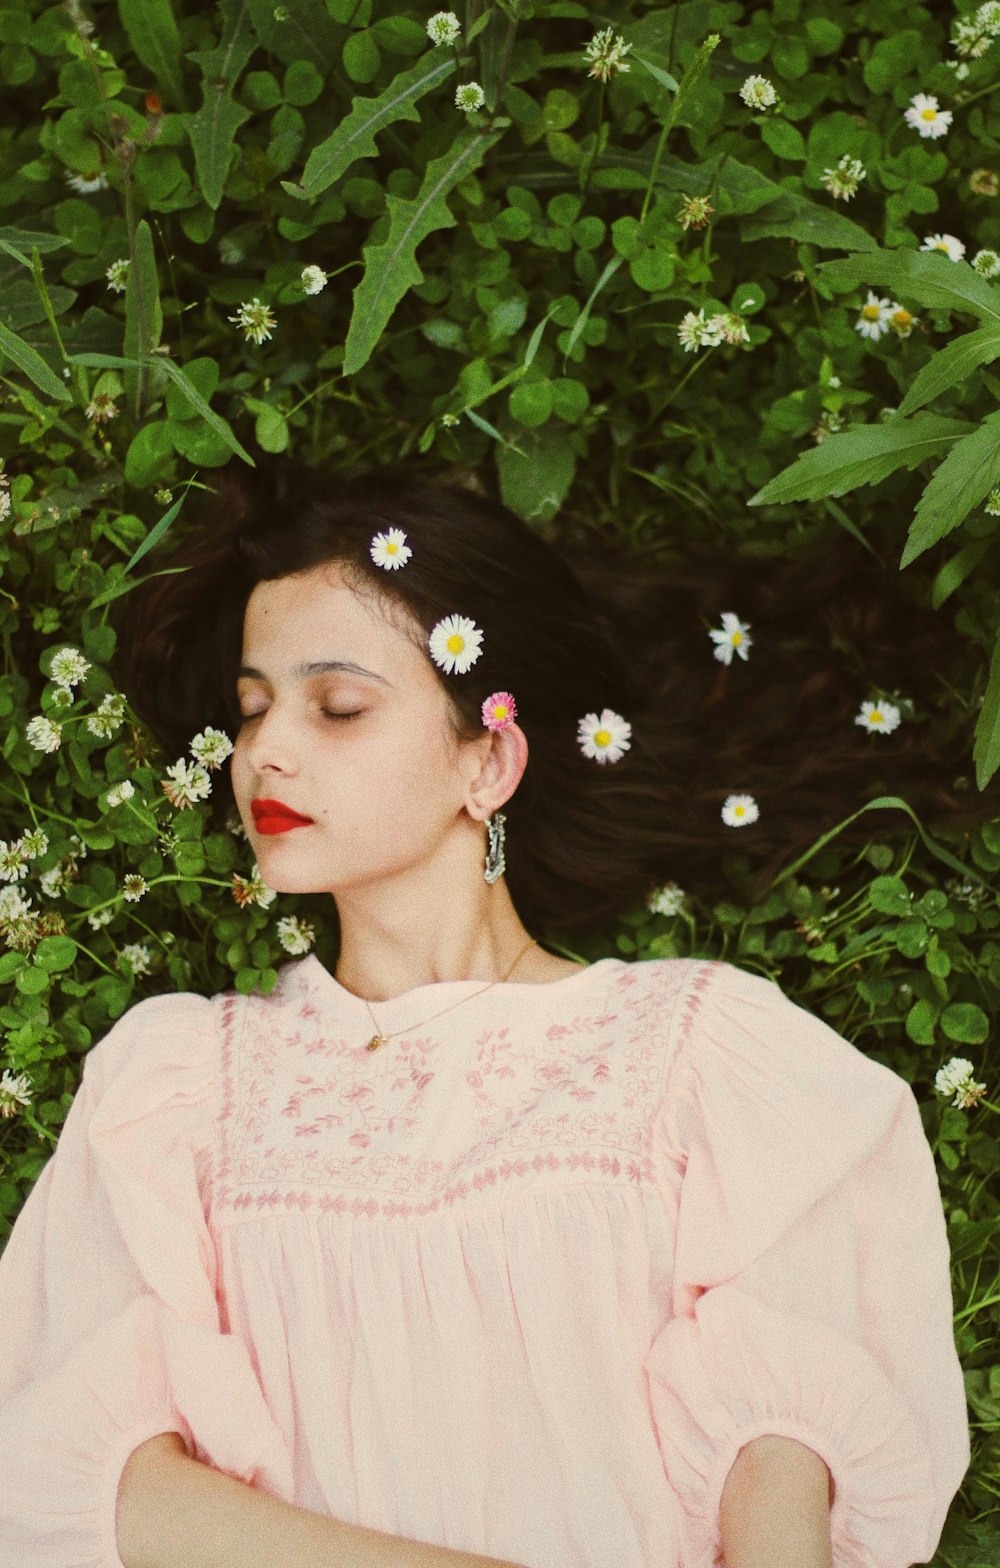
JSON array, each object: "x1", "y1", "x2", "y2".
[{"x1": 240, "y1": 563, "x2": 425, "y2": 674}]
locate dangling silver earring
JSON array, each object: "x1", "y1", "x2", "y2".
[{"x1": 484, "y1": 811, "x2": 507, "y2": 884}]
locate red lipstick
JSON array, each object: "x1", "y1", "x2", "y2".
[{"x1": 251, "y1": 797, "x2": 314, "y2": 835}]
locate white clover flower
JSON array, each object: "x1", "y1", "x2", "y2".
[
  {"x1": 934, "y1": 1055, "x2": 987, "y2": 1109},
  {"x1": 122, "y1": 874, "x2": 148, "y2": 902},
  {"x1": 189, "y1": 726, "x2": 234, "y2": 770},
  {"x1": 0, "y1": 474, "x2": 9, "y2": 526},
  {"x1": 713, "y1": 311, "x2": 750, "y2": 346},
  {"x1": 65, "y1": 170, "x2": 108, "y2": 194},
  {"x1": 26, "y1": 715, "x2": 63, "y2": 753},
  {"x1": 0, "y1": 885, "x2": 32, "y2": 921},
  {"x1": 85, "y1": 392, "x2": 119, "y2": 423},
  {"x1": 300, "y1": 264, "x2": 329, "y2": 295},
  {"x1": 944, "y1": 59, "x2": 971, "y2": 79},
  {"x1": 85, "y1": 692, "x2": 126, "y2": 738},
  {"x1": 39, "y1": 866, "x2": 67, "y2": 897},
  {"x1": 0, "y1": 841, "x2": 28, "y2": 883},
  {"x1": 455, "y1": 80, "x2": 486, "y2": 111},
  {"x1": 708, "y1": 611, "x2": 753, "y2": 665},
  {"x1": 582, "y1": 27, "x2": 632, "y2": 82},
  {"x1": 972, "y1": 248, "x2": 1000, "y2": 278},
  {"x1": 721, "y1": 793, "x2": 759, "y2": 827},
  {"x1": 677, "y1": 195, "x2": 714, "y2": 230},
  {"x1": 161, "y1": 758, "x2": 212, "y2": 809},
  {"x1": 105, "y1": 779, "x2": 136, "y2": 808},
  {"x1": 19, "y1": 828, "x2": 48, "y2": 860},
  {"x1": 87, "y1": 906, "x2": 116, "y2": 930},
  {"x1": 855, "y1": 699, "x2": 902, "y2": 733},
  {"x1": 276, "y1": 914, "x2": 317, "y2": 955},
  {"x1": 677, "y1": 308, "x2": 726, "y2": 353},
  {"x1": 648, "y1": 883, "x2": 686, "y2": 916},
  {"x1": 821, "y1": 154, "x2": 866, "y2": 202},
  {"x1": 370, "y1": 527, "x2": 412, "y2": 570},
  {"x1": 920, "y1": 232, "x2": 965, "y2": 262},
  {"x1": 577, "y1": 707, "x2": 632, "y2": 764},
  {"x1": 105, "y1": 258, "x2": 130, "y2": 292},
  {"x1": 428, "y1": 613, "x2": 484, "y2": 673},
  {"x1": 426, "y1": 10, "x2": 461, "y2": 45},
  {"x1": 739, "y1": 75, "x2": 777, "y2": 109},
  {"x1": 117, "y1": 942, "x2": 152, "y2": 977},
  {"x1": 854, "y1": 290, "x2": 894, "y2": 341},
  {"x1": 228, "y1": 298, "x2": 277, "y2": 345},
  {"x1": 984, "y1": 487, "x2": 1000, "y2": 517},
  {"x1": 0, "y1": 1069, "x2": 33, "y2": 1118},
  {"x1": 904, "y1": 94, "x2": 953, "y2": 138},
  {"x1": 51, "y1": 686, "x2": 74, "y2": 710},
  {"x1": 49, "y1": 646, "x2": 91, "y2": 691},
  {"x1": 811, "y1": 410, "x2": 845, "y2": 444},
  {"x1": 231, "y1": 862, "x2": 277, "y2": 909},
  {"x1": 886, "y1": 302, "x2": 919, "y2": 338}
]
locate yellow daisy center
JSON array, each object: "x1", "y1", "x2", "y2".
[
  {"x1": 935, "y1": 242, "x2": 947, "y2": 252},
  {"x1": 733, "y1": 805, "x2": 745, "y2": 816},
  {"x1": 493, "y1": 704, "x2": 508, "y2": 719},
  {"x1": 870, "y1": 708, "x2": 883, "y2": 723},
  {"x1": 921, "y1": 108, "x2": 937, "y2": 120},
  {"x1": 447, "y1": 633, "x2": 465, "y2": 654},
  {"x1": 893, "y1": 310, "x2": 912, "y2": 325},
  {"x1": 862, "y1": 304, "x2": 881, "y2": 320},
  {"x1": 732, "y1": 630, "x2": 743, "y2": 643},
  {"x1": 595, "y1": 728, "x2": 612, "y2": 747},
  {"x1": 387, "y1": 541, "x2": 398, "y2": 553}
]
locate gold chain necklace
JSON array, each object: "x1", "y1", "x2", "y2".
[{"x1": 335, "y1": 936, "x2": 540, "y2": 1052}]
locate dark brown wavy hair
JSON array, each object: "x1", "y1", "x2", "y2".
[{"x1": 111, "y1": 455, "x2": 999, "y2": 942}]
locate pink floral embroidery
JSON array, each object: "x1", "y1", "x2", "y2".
[{"x1": 211, "y1": 955, "x2": 713, "y2": 1219}]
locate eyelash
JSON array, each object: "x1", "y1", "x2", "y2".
[{"x1": 238, "y1": 710, "x2": 363, "y2": 724}]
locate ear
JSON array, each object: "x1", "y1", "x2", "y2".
[{"x1": 465, "y1": 723, "x2": 529, "y2": 820}]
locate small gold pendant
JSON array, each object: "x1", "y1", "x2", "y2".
[{"x1": 365, "y1": 1035, "x2": 387, "y2": 1052}]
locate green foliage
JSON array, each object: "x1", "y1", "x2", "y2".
[{"x1": 0, "y1": 2, "x2": 999, "y2": 1554}]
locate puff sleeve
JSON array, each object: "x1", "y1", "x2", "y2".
[
  {"x1": 0, "y1": 992, "x2": 294, "y2": 1568},
  {"x1": 644, "y1": 960, "x2": 970, "y2": 1568}
]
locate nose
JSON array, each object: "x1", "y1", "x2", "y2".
[{"x1": 240, "y1": 705, "x2": 301, "y2": 775}]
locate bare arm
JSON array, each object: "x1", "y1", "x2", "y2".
[
  {"x1": 116, "y1": 1433, "x2": 529, "y2": 1568},
  {"x1": 719, "y1": 1434, "x2": 834, "y2": 1568}
]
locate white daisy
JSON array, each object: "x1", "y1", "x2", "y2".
[
  {"x1": 721, "y1": 793, "x2": 759, "y2": 827},
  {"x1": 855, "y1": 699, "x2": 901, "y2": 733},
  {"x1": 708, "y1": 611, "x2": 752, "y2": 665},
  {"x1": 370, "y1": 527, "x2": 413, "y2": 571},
  {"x1": 855, "y1": 290, "x2": 893, "y2": 341},
  {"x1": 65, "y1": 170, "x2": 108, "y2": 194},
  {"x1": 886, "y1": 302, "x2": 919, "y2": 338},
  {"x1": 428, "y1": 613, "x2": 484, "y2": 674},
  {"x1": 577, "y1": 707, "x2": 632, "y2": 764},
  {"x1": 903, "y1": 94, "x2": 953, "y2": 138},
  {"x1": 648, "y1": 882, "x2": 685, "y2": 916},
  {"x1": 920, "y1": 232, "x2": 965, "y2": 261}
]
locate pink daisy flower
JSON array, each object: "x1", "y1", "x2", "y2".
[{"x1": 482, "y1": 691, "x2": 517, "y2": 730}]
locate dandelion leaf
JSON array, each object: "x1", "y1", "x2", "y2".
[
  {"x1": 748, "y1": 412, "x2": 973, "y2": 506},
  {"x1": 902, "y1": 407, "x2": 1000, "y2": 566},
  {"x1": 816, "y1": 247, "x2": 1000, "y2": 324}
]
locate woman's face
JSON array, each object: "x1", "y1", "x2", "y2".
[{"x1": 229, "y1": 562, "x2": 484, "y2": 896}]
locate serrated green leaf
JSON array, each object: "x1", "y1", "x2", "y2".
[
  {"x1": 118, "y1": 0, "x2": 187, "y2": 110},
  {"x1": 816, "y1": 247, "x2": 1000, "y2": 325},
  {"x1": 897, "y1": 326, "x2": 1000, "y2": 416},
  {"x1": 901, "y1": 408, "x2": 1000, "y2": 567},
  {"x1": 748, "y1": 412, "x2": 973, "y2": 506},
  {"x1": 123, "y1": 220, "x2": 162, "y2": 418},
  {"x1": 0, "y1": 318, "x2": 72, "y2": 401},
  {"x1": 974, "y1": 622, "x2": 1000, "y2": 790},
  {"x1": 343, "y1": 126, "x2": 504, "y2": 377},
  {"x1": 187, "y1": 89, "x2": 253, "y2": 209}
]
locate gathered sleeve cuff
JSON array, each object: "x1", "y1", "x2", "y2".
[
  {"x1": 645, "y1": 960, "x2": 971, "y2": 1568},
  {"x1": 0, "y1": 993, "x2": 294, "y2": 1568}
]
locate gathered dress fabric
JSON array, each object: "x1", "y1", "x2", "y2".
[{"x1": 0, "y1": 953, "x2": 970, "y2": 1568}]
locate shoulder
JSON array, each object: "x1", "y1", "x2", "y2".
[{"x1": 81, "y1": 988, "x2": 219, "y2": 1098}]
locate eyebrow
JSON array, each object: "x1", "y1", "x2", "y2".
[{"x1": 237, "y1": 661, "x2": 391, "y2": 685}]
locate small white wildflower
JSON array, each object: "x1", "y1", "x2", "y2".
[
  {"x1": 576, "y1": 708, "x2": 632, "y2": 765},
  {"x1": 582, "y1": 27, "x2": 632, "y2": 82},
  {"x1": 85, "y1": 392, "x2": 119, "y2": 423},
  {"x1": 0, "y1": 885, "x2": 32, "y2": 921},
  {"x1": 370, "y1": 527, "x2": 412, "y2": 571},
  {"x1": 934, "y1": 1055, "x2": 987, "y2": 1109},
  {"x1": 86, "y1": 692, "x2": 126, "y2": 738},
  {"x1": 821, "y1": 153, "x2": 866, "y2": 202},
  {"x1": 228, "y1": 298, "x2": 277, "y2": 346},
  {"x1": 189, "y1": 726, "x2": 234, "y2": 770},
  {"x1": 0, "y1": 474, "x2": 9, "y2": 526},
  {"x1": 122, "y1": 874, "x2": 148, "y2": 903},
  {"x1": 455, "y1": 80, "x2": 486, "y2": 111},
  {"x1": 300, "y1": 264, "x2": 329, "y2": 295},
  {"x1": 739, "y1": 75, "x2": 777, "y2": 110},
  {"x1": 25, "y1": 715, "x2": 63, "y2": 753},
  {"x1": 87, "y1": 906, "x2": 116, "y2": 930},
  {"x1": 886, "y1": 302, "x2": 919, "y2": 339},
  {"x1": 811, "y1": 410, "x2": 845, "y2": 443},
  {"x1": 161, "y1": 758, "x2": 212, "y2": 809},
  {"x1": 855, "y1": 699, "x2": 902, "y2": 733},
  {"x1": 49, "y1": 646, "x2": 91, "y2": 691},
  {"x1": 276, "y1": 914, "x2": 317, "y2": 955},
  {"x1": 920, "y1": 232, "x2": 966, "y2": 262},
  {"x1": 231, "y1": 862, "x2": 277, "y2": 909},
  {"x1": 117, "y1": 941, "x2": 152, "y2": 977},
  {"x1": 721, "y1": 793, "x2": 760, "y2": 827},
  {"x1": 944, "y1": 59, "x2": 971, "y2": 79},
  {"x1": 904, "y1": 94, "x2": 953, "y2": 139},
  {"x1": 428, "y1": 613, "x2": 484, "y2": 674},
  {"x1": 0, "y1": 842, "x2": 28, "y2": 883},
  {"x1": 712, "y1": 311, "x2": 749, "y2": 346},
  {"x1": 105, "y1": 258, "x2": 130, "y2": 293},
  {"x1": 426, "y1": 10, "x2": 461, "y2": 45},
  {"x1": 19, "y1": 828, "x2": 48, "y2": 860},
  {"x1": 39, "y1": 866, "x2": 67, "y2": 897},
  {"x1": 65, "y1": 170, "x2": 108, "y2": 194},
  {"x1": 708, "y1": 612, "x2": 752, "y2": 665},
  {"x1": 854, "y1": 290, "x2": 894, "y2": 341},
  {"x1": 154, "y1": 486, "x2": 174, "y2": 505},
  {"x1": 984, "y1": 487, "x2": 1000, "y2": 517},
  {"x1": 0, "y1": 1069, "x2": 33, "y2": 1118},
  {"x1": 648, "y1": 883, "x2": 686, "y2": 917},
  {"x1": 972, "y1": 248, "x2": 1000, "y2": 278},
  {"x1": 105, "y1": 779, "x2": 136, "y2": 808},
  {"x1": 439, "y1": 411, "x2": 460, "y2": 427},
  {"x1": 677, "y1": 195, "x2": 714, "y2": 230},
  {"x1": 677, "y1": 308, "x2": 726, "y2": 353}
]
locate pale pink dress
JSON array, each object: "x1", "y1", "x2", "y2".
[{"x1": 0, "y1": 954, "x2": 969, "y2": 1568}]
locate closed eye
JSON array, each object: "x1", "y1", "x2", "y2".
[{"x1": 323, "y1": 710, "x2": 363, "y2": 722}]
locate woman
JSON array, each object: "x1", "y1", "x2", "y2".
[{"x1": 0, "y1": 459, "x2": 979, "y2": 1567}]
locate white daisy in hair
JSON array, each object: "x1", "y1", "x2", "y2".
[
  {"x1": 721, "y1": 793, "x2": 759, "y2": 826},
  {"x1": 577, "y1": 708, "x2": 632, "y2": 764},
  {"x1": 370, "y1": 527, "x2": 412, "y2": 570},
  {"x1": 428, "y1": 613, "x2": 484, "y2": 673},
  {"x1": 708, "y1": 611, "x2": 752, "y2": 664},
  {"x1": 855, "y1": 699, "x2": 901, "y2": 733}
]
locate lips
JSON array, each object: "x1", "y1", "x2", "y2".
[{"x1": 251, "y1": 797, "x2": 313, "y2": 833}]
